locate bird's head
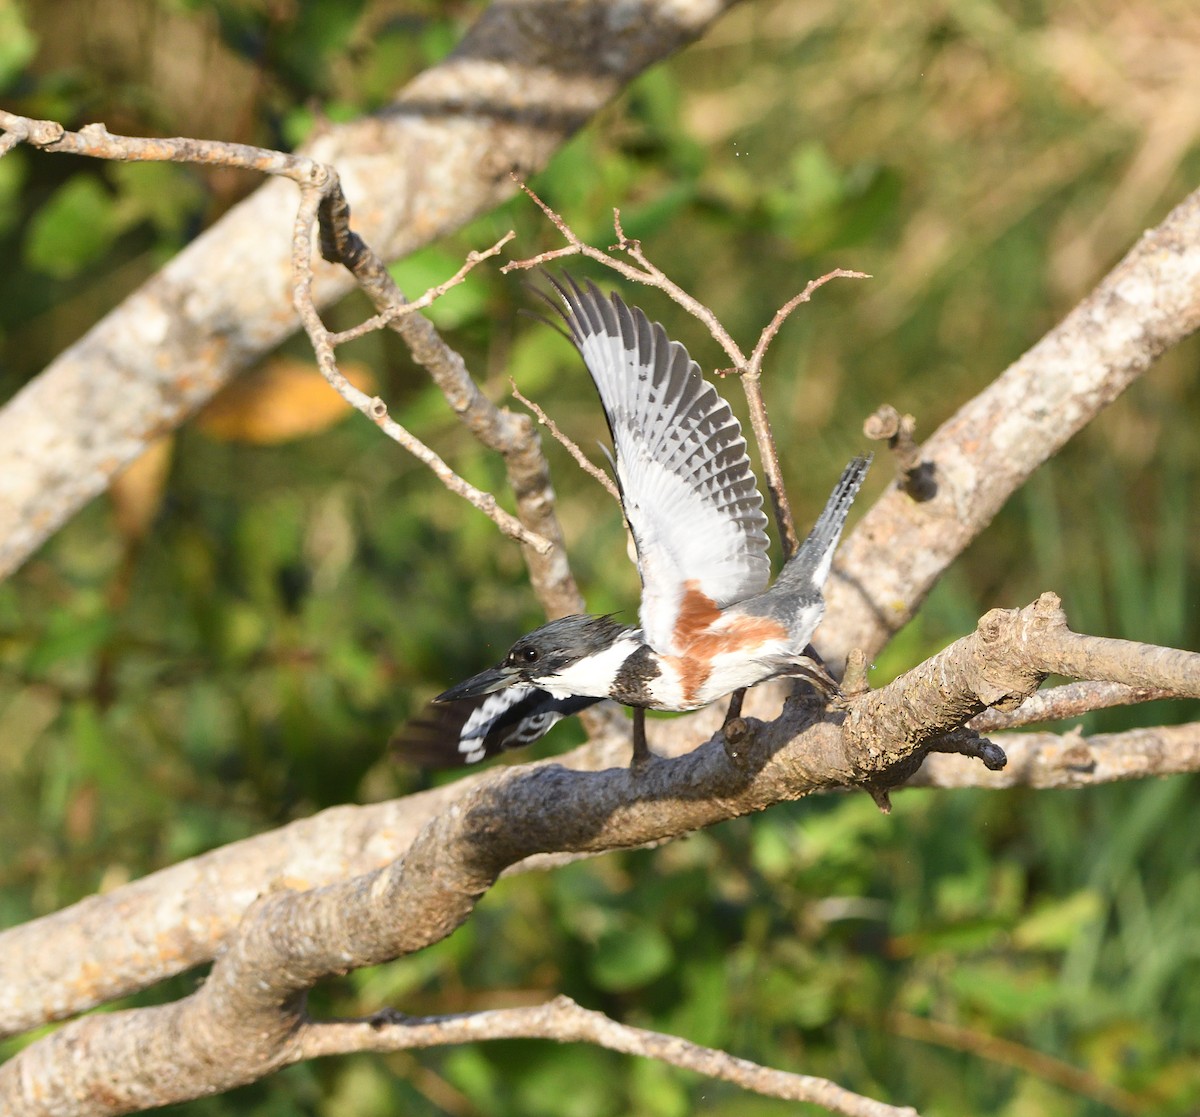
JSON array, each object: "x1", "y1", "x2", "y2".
[{"x1": 435, "y1": 614, "x2": 634, "y2": 702}]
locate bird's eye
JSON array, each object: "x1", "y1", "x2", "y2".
[{"x1": 520, "y1": 647, "x2": 539, "y2": 663}]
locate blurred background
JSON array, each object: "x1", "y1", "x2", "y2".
[{"x1": 1, "y1": 1, "x2": 1198, "y2": 1114}]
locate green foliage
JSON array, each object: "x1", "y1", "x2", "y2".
[
  {"x1": 23, "y1": 175, "x2": 123, "y2": 278},
  {"x1": 2, "y1": 1, "x2": 1200, "y2": 1115},
  {"x1": 0, "y1": 2, "x2": 36, "y2": 90}
]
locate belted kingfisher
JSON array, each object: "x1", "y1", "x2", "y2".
[{"x1": 396, "y1": 276, "x2": 870, "y2": 768}]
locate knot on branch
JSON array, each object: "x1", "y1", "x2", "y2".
[
  {"x1": 30, "y1": 118, "x2": 65, "y2": 145},
  {"x1": 864, "y1": 403, "x2": 934, "y2": 501},
  {"x1": 1034, "y1": 590, "x2": 1065, "y2": 620},
  {"x1": 971, "y1": 601, "x2": 1055, "y2": 710},
  {"x1": 841, "y1": 648, "x2": 871, "y2": 697}
]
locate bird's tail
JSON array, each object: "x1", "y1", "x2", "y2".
[{"x1": 776, "y1": 455, "x2": 872, "y2": 593}]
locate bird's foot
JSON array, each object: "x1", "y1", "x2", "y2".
[{"x1": 792, "y1": 645, "x2": 842, "y2": 700}]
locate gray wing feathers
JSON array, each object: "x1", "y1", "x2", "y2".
[{"x1": 548, "y1": 277, "x2": 771, "y2": 648}]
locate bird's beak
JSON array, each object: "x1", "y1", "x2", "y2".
[{"x1": 435, "y1": 664, "x2": 519, "y2": 703}]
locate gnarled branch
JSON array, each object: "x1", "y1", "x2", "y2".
[{"x1": 2, "y1": 593, "x2": 1196, "y2": 1114}]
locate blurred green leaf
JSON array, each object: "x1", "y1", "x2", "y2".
[
  {"x1": 591, "y1": 923, "x2": 674, "y2": 992},
  {"x1": 512, "y1": 1047, "x2": 619, "y2": 1117},
  {"x1": 24, "y1": 175, "x2": 125, "y2": 279},
  {"x1": 108, "y1": 161, "x2": 206, "y2": 241},
  {"x1": 1013, "y1": 890, "x2": 1103, "y2": 951},
  {"x1": 949, "y1": 961, "x2": 1061, "y2": 1024},
  {"x1": 0, "y1": 148, "x2": 26, "y2": 239},
  {"x1": 630, "y1": 1057, "x2": 691, "y2": 1117},
  {"x1": 0, "y1": 1, "x2": 36, "y2": 89},
  {"x1": 443, "y1": 1044, "x2": 501, "y2": 1106},
  {"x1": 25, "y1": 612, "x2": 114, "y2": 674}
]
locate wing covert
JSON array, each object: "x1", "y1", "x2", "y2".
[{"x1": 548, "y1": 276, "x2": 771, "y2": 654}]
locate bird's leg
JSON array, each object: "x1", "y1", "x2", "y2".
[
  {"x1": 630, "y1": 706, "x2": 651, "y2": 769},
  {"x1": 723, "y1": 687, "x2": 746, "y2": 726}
]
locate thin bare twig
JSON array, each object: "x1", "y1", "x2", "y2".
[
  {"x1": 0, "y1": 111, "x2": 556, "y2": 558},
  {"x1": 0, "y1": 111, "x2": 319, "y2": 182},
  {"x1": 888, "y1": 1012, "x2": 1143, "y2": 1116},
  {"x1": 510, "y1": 381, "x2": 621, "y2": 503},
  {"x1": 912, "y1": 720, "x2": 1200, "y2": 790},
  {"x1": 748, "y1": 268, "x2": 872, "y2": 370},
  {"x1": 301, "y1": 996, "x2": 919, "y2": 1117},
  {"x1": 504, "y1": 187, "x2": 748, "y2": 361},
  {"x1": 0, "y1": 0, "x2": 741, "y2": 587},
  {"x1": 310, "y1": 185, "x2": 583, "y2": 618},
  {"x1": 328, "y1": 234, "x2": 515, "y2": 347}
]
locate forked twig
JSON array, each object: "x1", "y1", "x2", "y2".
[
  {"x1": 503, "y1": 178, "x2": 869, "y2": 556},
  {"x1": 289, "y1": 186, "x2": 551, "y2": 553},
  {"x1": 329, "y1": 235, "x2": 515, "y2": 347}
]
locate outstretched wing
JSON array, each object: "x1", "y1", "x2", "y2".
[
  {"x1": 392, "y1": 686, "x2": 601, "y2": 768},
  {"x1": 547, "y1": 276, "x2": 771, "y2": 655}
]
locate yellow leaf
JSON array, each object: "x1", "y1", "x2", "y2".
[{"x1": 196, "y1": 357, "x2": 375, "y2": 444}]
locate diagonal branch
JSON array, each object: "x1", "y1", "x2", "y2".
[
  {"x1": 510, "y1": 381, "x2": 622, "y2": 503},
  {"x1": 288, "y1": 178, "x2": 551, "y2": 553},
  {"x1": 1, "y1": 107, "x2": 584, "y2": 608},
  {"x1": 819, "y1": 185, "x2": 1200, "y2": 670},
  {"x1": 310, "y1": 183, "x2": 585, "y2": 617}
]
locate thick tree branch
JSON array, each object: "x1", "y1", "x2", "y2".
[{"x1": 3, "y1": 594, "x2": 1197, "y2": 1113}]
